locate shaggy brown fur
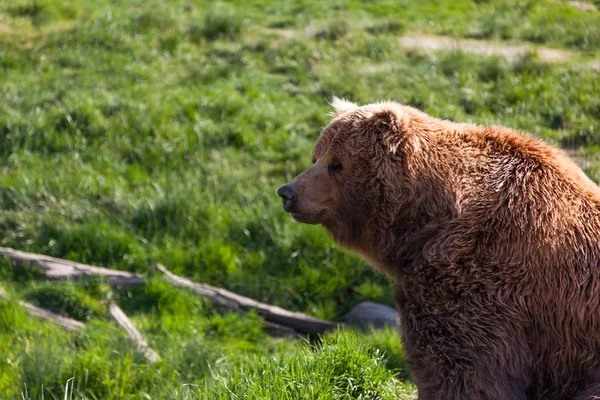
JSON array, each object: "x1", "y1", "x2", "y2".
[{"x1": 277, "y1": 99, "x2": 600, "y2": 400}]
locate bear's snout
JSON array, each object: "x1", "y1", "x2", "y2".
[{"x1": 277, "y1": 184, "x2": 296, "y2": 212}]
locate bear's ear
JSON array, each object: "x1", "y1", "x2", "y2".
[
  {"x1": 370, "y1": 108, "x2": 418, "y2": 153},
  {"x1": 329, "y1": 97, "x2": 358, "y2": 117},
  {"x1": 370, "y1": 108, "x2": 401, "y2": 135}
]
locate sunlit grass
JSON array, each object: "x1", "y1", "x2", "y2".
[{"x1": 0, "y1": 0, "x2": 599, "y2": 398}]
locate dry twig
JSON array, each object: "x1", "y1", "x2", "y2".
[
  {"x1": 0, "y1": 287, "x2": 85, "y2": 331},
  {"x1": 109, "y1": 301, "x2": 160, "y2": 363}
]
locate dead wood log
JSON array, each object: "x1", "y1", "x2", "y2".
[
  {"x1": 109, "y1": 301, "x2": 160, "y2": 363},
  {"x1": 0, "y1": 246, "x2": 339, "y2": 336},
  {"x1": 0, "y1": 287, "x2": 85, "y2": 331},
  {"x1": 0, "y1": 246, "x2": 143, "y2": 287},
  {"x1": 155, "y1": 263, "x2": 340, "y2": 335},
  {"x1": 262, "y1": 320, "x2": 301, "y2": 338}
]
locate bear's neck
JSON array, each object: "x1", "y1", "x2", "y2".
[
  {"x1": 366, "y1": 143, "x2": 466, "y2": 277},
  {"x1": 373, "y1": 183, "x2": 460, "y2": 277}
]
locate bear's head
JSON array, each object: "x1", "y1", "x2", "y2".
[{"x1": 277, "y1": 98, "x2": 423, "y2": 255}]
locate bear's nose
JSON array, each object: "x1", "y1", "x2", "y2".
[{"x1": 277, "y1": 185, "x2": 296, "y2": 202}]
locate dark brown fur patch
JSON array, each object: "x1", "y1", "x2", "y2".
[{"x1": 284, "y1": 100, "x2": 600, "y2": 399}]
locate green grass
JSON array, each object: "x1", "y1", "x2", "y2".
[
  {"x1": 200, "y1": 330, "x2": 415, "y2": 400},
  {"x1": 0, "y1": 279, "x2": 414, "y2": 399},
  {"x1": 0, "y1": 0, "x2": 599, "y2": 398}
]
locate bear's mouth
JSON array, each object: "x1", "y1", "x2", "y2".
[
  {"x1": 289, "y1": 210, "x2": 325, "y2": 225},
  {"x1": 281, "y1": 198, "x2": 295, "y2": 213},
  {"x1": 290, "y1": 212, "x2": 316, "y2": 224}
]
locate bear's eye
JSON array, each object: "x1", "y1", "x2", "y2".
[{"x1": 328, "y1": 163, "x2": 343, "y2": 174}]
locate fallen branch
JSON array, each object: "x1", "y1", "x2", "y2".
[
  {"x1": 263, "y1": 320, "x2": 301, "y2": 338},
  {"x1": 0, "y1": 246, "x2": 143, "y2": 287},
  {"x1": 155, "y1": 264, "x2": 340, "y2": 335},
  {"x1": 109, "y1": 301, "x2": 160, "y2": 363},
  {"x1": 0, "y1": 287, "x2": 84, "y2": 331},
  {"x1": 1, "y1": 246, "x2": 340, "y2": 336}
]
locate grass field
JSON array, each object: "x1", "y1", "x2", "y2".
[{"x1": 1, "y1": 0, "x2": 599, "y2": 398}]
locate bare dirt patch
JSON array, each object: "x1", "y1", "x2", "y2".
[
  {"x1": 589, "y1": 59, "x2": 600, "y2": 69},
  {"x1": 267, "y1": 28, "x2": 299, "y2": 40},
  {"x1": 568, "y1": 1, "x2": 597, "y2": 11},
  {"x1": 359, "y1": 62, "x2": 397, "y2": 74},
  {"x1": 268, "y1": 28, "x2": 600, "y2": 71},
  {"x1": 398, "y1": 34, "x2": 575, "y2": 63},
  {"x1": 0, "y1": 14, "x2": 13, "y2": 34}
]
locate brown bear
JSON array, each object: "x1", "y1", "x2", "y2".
[{"x1": 277, "y1": 98, "x2": 600, "y2": 400}]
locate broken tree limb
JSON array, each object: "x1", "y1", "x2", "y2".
[
  {"x1": 262, "y1": 320, "x2": 301, "y2": 338},
  {"x1": 0, "y1": 246, "x2": 143, "y2": 287},
  {"x1": 155, "y1": 263, "x2": 340, "y2": 335},
  {"x1": 1, "y1": 246, "x2": 341, "y2": 336},
  {"x1": 108, "y1": 301, "x2": 160, "y2": 363},
  {"x1": 20, "y1": 302, "x2": 86, "y2": 332},
  {"x1": 0, "y1": 287, "x2": 85, "y2": 331}
]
